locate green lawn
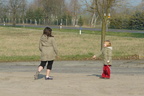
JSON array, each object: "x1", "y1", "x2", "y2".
[{"x1": 0, "y1": 26, "x2": 143, "y2": 62}]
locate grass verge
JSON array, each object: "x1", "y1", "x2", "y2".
[{"x1": 0, "y1": 26, "x2": 143, "y2": 62}]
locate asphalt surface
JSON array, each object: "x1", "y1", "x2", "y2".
[
  {"x1": 20, "y1": 25, "x2": 144, "y2": 33},
  {"x1": 0, "y1": 60, "x2": 144, "y2": 75},
  {"x1": 1, "y1": 24, "x2": 144, "y2": 33}
]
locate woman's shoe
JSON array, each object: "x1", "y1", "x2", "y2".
[
  {"x1": 45, "y1": 76, "x2": 53, "y2": 80},
  {"x1": 34, "y1": 71, "x2": 40, "y2": 80}
]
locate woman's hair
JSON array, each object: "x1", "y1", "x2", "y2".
[
  {"x1": 105, "y1": 40, "x2": 111, "y2": 47},
  {"x1": 43, "y1": 27, "x2": 54, "y2": 37}
]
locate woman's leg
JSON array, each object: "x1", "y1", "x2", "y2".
[
  {"x1": 34, "y1": 61, "x2": 47, "y2": 80},
  {"x1": 46, "y1": 69, "x2": 51, "y2": 77},
  {"x1": 38, "y1": 66, "x2": 43, "y2": 72},
  {"x1": 46, "y1": 60, "x2": 54, "y2": 79},
  {"x1": 38, "y1": 61, "x2": 47, "y2": 72}
]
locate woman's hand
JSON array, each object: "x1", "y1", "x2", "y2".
[{"x1": 56, "y1": 56, "x2": 60, "y2": 59}]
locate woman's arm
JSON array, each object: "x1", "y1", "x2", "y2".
[{"x1": 52, "y1": 38, "x2": 58, "y2": 56}]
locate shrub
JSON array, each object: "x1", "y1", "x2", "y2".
[{"x1": 128, "y1": 12, "x2": 144, "y2": 30}]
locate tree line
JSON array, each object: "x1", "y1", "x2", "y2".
[
  {"x1": 109, "y1": 0, "x2": 144, "y2": 30},
  {"x1": 0, "y1": 0, "x2": 143, "y2": 30}
]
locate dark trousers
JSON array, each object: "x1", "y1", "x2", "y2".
[{"x1": 39, "y1": 61, "x2": 54, "y2": 70}]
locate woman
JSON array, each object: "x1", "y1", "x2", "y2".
[
  {"x1": 93, "y1": 40, "x2": 112, "y2": 79},
  {"x1": 34, "y1": 27, "x2": 58, "y2": 80}
]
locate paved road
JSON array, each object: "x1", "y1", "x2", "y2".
[
  {"x1": 0, "y1": 60, "x2": 144, "y2": 75},
  {"x1": 23, "y1": 25, "x2": 144, "y2": 33},
  {"x1": 1, "y1": 24, "x2": 144, "y2": 33}
]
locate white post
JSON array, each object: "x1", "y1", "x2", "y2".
[
  {"x1": 79, "y1": 27, "x2": 82, "y2": 35},
  {"x1": 35, "y1": 19, "x2": 37, "y2": 25},
  {"x1": 3, "y1": 21, "x2": 5, "y2": 26},
  {"x1": 60, "y1": 23, "x2": 62, "y2": 30},
  {"x1": 79, "y1": 30, "x2": 81, "y2": 35}
]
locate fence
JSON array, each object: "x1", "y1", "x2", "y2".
[{"x1": 0, "y1": 18, "x2": 83, "y2": 27}]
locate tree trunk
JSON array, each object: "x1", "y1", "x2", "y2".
[
  {"x1": 12, "y1": 12, "x2": 16, "y2": 27},
  {"x1": 101, "y1": 18, "x2": 107, "y2": 50}
]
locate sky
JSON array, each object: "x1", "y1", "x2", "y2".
[
  {"x1": 27, "y1": 0, "x2": 142, "y2": 6},
  {"x1": 27, "y1": 0, "x2": 33, "y2": 3},
  {"x1": 129, "y1": 0, "x2": 142, "y2": 6}
]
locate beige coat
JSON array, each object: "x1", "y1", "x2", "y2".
[
  {"x1": 96, "y1": 47, "x2": 112, "y2": 65},
  {"x1": 102, "y1": 47, "x2": 112, "y2": 65},
  {"x1": 39, "y1": 35, "x2": 58, "y2": 61}
]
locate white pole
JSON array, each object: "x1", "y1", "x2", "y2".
[
  {"x1": 35, "y1": 19, "x2": 37, "y2": 25},
  {"x1": 60, "y1": 23, "x2": 62, "y2": 30},
  {"x1": 79, "y1": 26, "x2": 82, "y2": 35},
  {"x1": 79, "y1": 30, "x2": 81, "y2": 35},
  {"x1": 3, "y1": 21, "x2": 5, "y2": 26}
]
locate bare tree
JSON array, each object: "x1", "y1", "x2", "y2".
[
  {"x1": 0, "y1": 0, "x2": 8, "y2": 21},
  {"x1": 8, "y1": 0, "x2": 26, "y2": 26},
  {"x1": 69, "y1": 0, "x2": 81, "y2": 26},
  {"x1": 86, "y1": 0, "x2": 99, "y2": 27},
  {"x1": 135, "y1": 0, "x2": 144, "y2": 12},
  {"x1": 0, "y1": 0, "x2": 5, "y2": 18},
  {"x1": 40, "y1": 0, "x2": 65, "y2": 24},
  {"x1": 88, "y1": 0, "x2": 116, "y2": 49},
  {"x1": 20, "y1": 0, "x2": 27, "y2": 19},
  {"x1": 0, "y1": 0, "x2": 3, "y2": 17}
]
